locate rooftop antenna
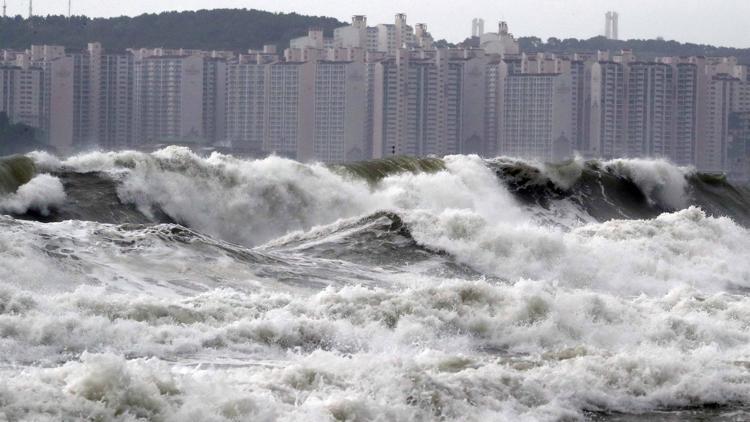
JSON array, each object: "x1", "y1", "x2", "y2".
[
  {"x1": 2, "y1": 0, "x2": 6, "y2": 18},
  {"x1": 28, "y1": 0, "x2": 32, "y2": 19}
]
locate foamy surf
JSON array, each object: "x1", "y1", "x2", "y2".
[{"x1": 0, "y1": 148, "x2": 749, "y2": 421}]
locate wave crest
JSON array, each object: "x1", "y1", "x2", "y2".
[{"x1": 0, "y1": 174, "x2": 66, "y2": 216}]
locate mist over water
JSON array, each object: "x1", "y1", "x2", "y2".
[{"x1": 1, "y1": 147, "x2": 750, "y2": 421}]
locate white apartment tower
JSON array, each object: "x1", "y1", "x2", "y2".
[
  {"x1": 133, "y1": 54, "x2": 205, "y2": 144},
  {"x1": 626, "y1": 62, "x2": 675, "y2": 158},
  {"x1": 499, "y1": 73, "x2": 573, "y2": 161},
  {"x1": 590, "y1": 60, "x2": 627, "y2": 158},
  {"x1": 226, "y1": 56, "x2": 269, "y2": 154},
  {"x1": 202, "y1": 58, "x2": 227, "y2": 144},
  {"x1": 97, "y1": 52, "x2": 135, "y2": 149},
  {"x1": 672, "y1": 59, "x2": 702, "y2": 166},
  {"x1": 264, "y1": 61, "x2": 315, "y2": 159},
  {"x1": 312, "y1": 60, "x2": 368, "y2": 162},
  {"x1": 372, "y1": 49, "x2": 475, "y2": 158}
]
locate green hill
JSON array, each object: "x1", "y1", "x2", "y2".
[
  {"x1": 0, "y1": 9, "x2": 344, "y2": 52},
  {"x1": 519, "y1": 36, "x2": 750, "y2": 64}
]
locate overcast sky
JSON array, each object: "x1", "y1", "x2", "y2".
[{"x1": 6, "y1": 0, "x2": 749, "y2": 48}]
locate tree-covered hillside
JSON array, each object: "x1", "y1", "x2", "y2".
[
  {"x1": 462, "y1": 35, "x2": 750, "y2": 64},
  {"x1": 519, "y1": 36, "x2": 750, "y2": 64},
  {"x1": 0, "y1": 9, "x2": 344, "y2": 52}
]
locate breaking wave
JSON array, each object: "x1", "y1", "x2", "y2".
[
  {"x1": 15, "y1": 147, "x2": 750, "y2": 235},
  {"x1": 0, "y1": 174, "x2": 66, "y2": 216}
]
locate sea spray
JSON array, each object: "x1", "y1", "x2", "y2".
[{"x1": 0, "y1": 174, "x2": 65, "y2": 216}]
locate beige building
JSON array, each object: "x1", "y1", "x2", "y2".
[{"x1": 334, "y1": 16, "x2": 378, "y2": 51}]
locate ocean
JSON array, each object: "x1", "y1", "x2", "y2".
[{"x1": 0, "y1": 146, "x2": 749, "y2": 421}]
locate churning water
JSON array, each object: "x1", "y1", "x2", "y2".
[{"x1": 1, "y1": 147, "x2": 750, "y2": 421}]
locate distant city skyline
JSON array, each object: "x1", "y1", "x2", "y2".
[{"x1": 2, "y1": 0, "x2": 749, "y2": 49}]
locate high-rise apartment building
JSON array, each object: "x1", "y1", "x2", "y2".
[
  {"x1": 569, "y1": 59, "x2": 593, "y2": 155},
  {"x1": 226, "y1": 56, "x2": 270, "y2": 154},
  {"x1": 590, "y1": 60, "x2": 627, "y2": 158},
  {"x1": 264, "y1": 61, "x2": 315, "y2": 159},
  {"x1": 97, "y1": 52, "x2": 135, "y2": 149},
  {"x1": 47, "y1": 55, "x2": 75, "y2": 154},
  {"x1": 372, "y1": 52, "x2": 407, "y2": 158},
  {"x1": 372, "y1": 50, "x2": 469, "y2": 158},
  {"x1": 133, "y1": 54, "x2": 204, "y2": 144},
  {"x1": 312, "y1": 60, "x2": 367, "y2": 162},
  {"x1": 459, "y1": 54, "x2": 489, "y2": 155},
  {"x1": 203, "y1": 58, "x2": 227, "y2": 145},
  {"x1": 671, "y1": 59, "x2": 701, "y2": 166},
  {"x1": 0, "y1": 60, "x2": 43, "y2": 129},
  {"x1": 499, "y1": 73, "x2": 572, "y2": 161},
  {"x1": 22, "y1": 45, "x2": 71, "y2": 152},
  {"x1": 728, "y1": 111, "x2": 750, "y2": 180},
  {"x1": 626, "y1": 62, "x2": 675, "y2": 158},
  {"x1": 66, "y1": 43, "x2": 138, "y2": 150},
  {"x1": 483, "y1": 58, "x2": 506, "y2": 157},
  {"x1": 701, "y1": 74, "x2": 741, "y2": 172},
  {"x1": 71, "y1": 51, "x2": 93, "y2": 148}
]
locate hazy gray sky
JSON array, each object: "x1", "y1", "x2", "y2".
[{"x1": 7, "y1": 0, "x2": 749, "y2": 48}]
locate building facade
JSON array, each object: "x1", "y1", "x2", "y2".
[{"x1": 133, "y1": 54, "x2": 204, "y2": 144}]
